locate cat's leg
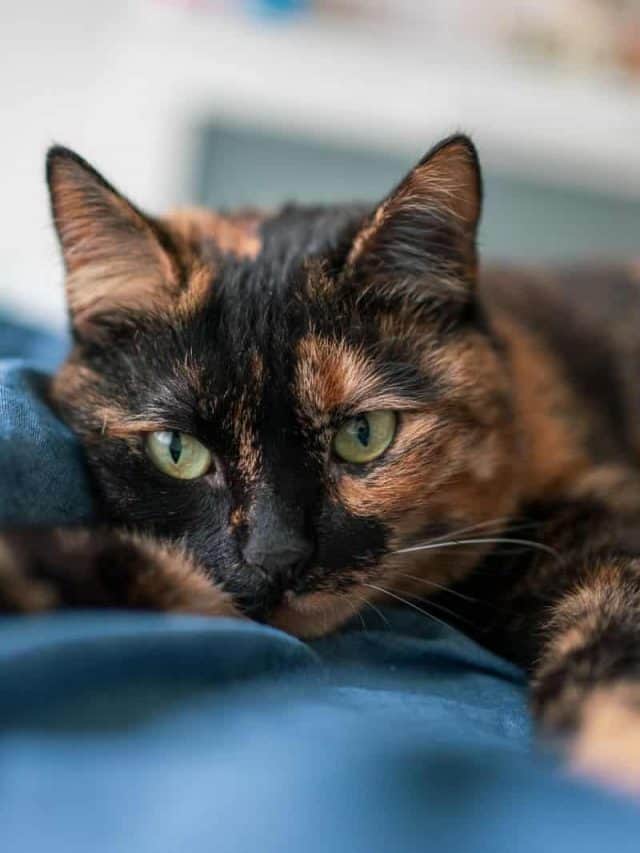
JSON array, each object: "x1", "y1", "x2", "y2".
[
  {"x1": 0, "y1": 528, "x2": 239, "y2": 617},
  {"x1": 490, "y1": 492, "x2": 640, "y2": 794}
]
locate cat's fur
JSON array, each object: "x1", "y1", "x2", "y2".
[{"x1": 4, "y1": 135, "x2": 640, "y2": 792}]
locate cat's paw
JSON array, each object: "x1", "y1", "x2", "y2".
[
  {"x1": 569, "y1": 685, "x2": 640, "y2": 796},
  {"x1": 0, "y1": 534, "x2": 60, "y2": 612},
  {"x1": 101, "y1": 530, "x2": 242, "y2": 617},
  {"x1": 0, "y1": 528, "x2": 241, "y2": 618}
]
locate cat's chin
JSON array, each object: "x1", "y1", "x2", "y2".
[{"x1": 268, "y1": 589, "x2": 359, "y2": 639}]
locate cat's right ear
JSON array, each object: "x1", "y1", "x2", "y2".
[
  {"x1": 345, "y1": 134, "x2": 482, "y2": 320},
  {"x1": 47, "y1": 147, "x2": 179, "y2": 337}
]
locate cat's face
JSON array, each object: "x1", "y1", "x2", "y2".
[{"x1": 49, "y1": 136, "x2": 519, "y2": 637}]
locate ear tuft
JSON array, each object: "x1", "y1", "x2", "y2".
[{"x1": 47, "y1": 146, "x2": 179, "y2": 336}]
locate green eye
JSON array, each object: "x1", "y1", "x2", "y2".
[
  {"x1": 333, "y1": 411, "x2": 397, "y2": 464},
  {"x1": 145, "y1": 431, "x2": 212, "y2": 479}
]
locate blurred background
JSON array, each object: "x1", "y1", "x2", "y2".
[{"x1": 1, "y1": 0, "x2": 640, "y2": 329}]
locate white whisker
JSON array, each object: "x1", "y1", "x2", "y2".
[
  {"x1": 423, "y1": 517, "x2": 541, "y2": 545},
  {"x1": 394, "y1": 536, "x2": 559, "y2": 560},
  {"x1": 401, "y1": 588, "x2": 472, "y2": 624},
  {"x1": 391, "y1": 571, "x2": 480, "y2": 604},
  {"x1": 424, "y1": 517, "x2": 512, "y2": 544},
  {"x1": 348, "y1": 589, "x2": 393, "y2": 632},
  {"x1": 364, "y1": 582, "x2": 451, "y2": 630},
  {"x1": 337, "y1": 591, "x2": 367, "y2": 631}
]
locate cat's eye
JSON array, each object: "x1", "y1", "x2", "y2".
[
  {"x1": 145, "y1": 431, "x2": 212, "y2": 479},
  {"x1": 333, "y1": 411, "x2": 397, "y2": 464}
]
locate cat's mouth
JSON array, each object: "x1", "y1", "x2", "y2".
[
  {"x1": 222, "y1": 566, "x2": 308, "y2": 624},
  {"x1": 267, "y1": 589, "x2": 362, "y2": 638},
  {"x1": 219, "y1": 559, "x2": 376, "y2": 638}
]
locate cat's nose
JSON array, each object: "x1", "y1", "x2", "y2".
[
  {"x1": 242, "y1": 530, "x2": 313, "y2": 575},
  {"x1": 241, "y1": 487, "x2": 314, "y2": 580}
]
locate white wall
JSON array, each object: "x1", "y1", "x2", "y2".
[
  {"x1": 1, "y1": 0, "x2": 639, "y2": 329},
  {"x1": 0, "y1": 1, "x2": 185, "y2": 328}
]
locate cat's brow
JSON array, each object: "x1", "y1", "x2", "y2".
[
  {"x1": 295, "y1": 333, "x2": 435, "y2": 417},
  {"x1": 343, "y1": 363, "x2": 436, "y2": 412},
  {"x1": 379, "y1": 362, "x2": 435, "y2": 397},
  {"x1": 99, "y1": 407, "x2": 200, "y2": 438},
  {"x1": 101, "y1": 417, "x2": 172, "y2": 438},
  {"x1": 348, "y1": 392, "x2": 431, "y2": 413}
]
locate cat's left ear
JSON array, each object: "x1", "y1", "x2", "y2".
[
  {"x1": 47, "y1": 147, "x2": 179, "y2": 337},
  {"x1": 347, "y1": 134, "x2": 482, "y2": 312}
]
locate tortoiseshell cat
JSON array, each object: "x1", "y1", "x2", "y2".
[{"x1": 3, "y1": 135, "x2": 640, "y2": 791}]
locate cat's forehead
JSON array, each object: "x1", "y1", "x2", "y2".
[
  {"x1": 191, "y1": 279, "x2": 374, "y2": 418},
  {"x1": 177, "y1": 287, "x2": 429, "y2": 443},
  {"x1": 187, "y1": 256, "x2": 403, "y2": 415},
  {"x1": 100, "y1": 202, "x2": 437, "y2": 441}
]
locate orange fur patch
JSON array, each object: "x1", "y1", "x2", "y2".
[
  {"x1": 295, "y1": 334, "x2": 380, "y2": 424},
  {"x1": 269, "y1": 588, "x2": 366, "y2": 638},
  {"x1": 232, "y1": 393, "x2": 262, "y2": 483},
  {"x1": 122, "y1": 531, "x2": 239, "y2": 616},
  {"x1": 570, "y1": 684, "x2": 640, "y2": 795},
  {"x1": 165, "y1": 207, "x2": 263, "y2": 260},
  {"x1": 492, "y1": 314, "x2": 593, "y2": 499}
]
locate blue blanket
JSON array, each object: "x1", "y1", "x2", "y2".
[{"x1": 2, "y1": 316, "x2": 640, "y2": 852}]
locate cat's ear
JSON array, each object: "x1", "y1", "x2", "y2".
[
  {"x1": 347, "y1": 134, "x2": 482, "y2": 314},
  {"x1": 47, "y1": 147, "x2": 179, "y2": 336}
]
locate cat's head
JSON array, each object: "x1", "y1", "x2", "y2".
[{"x1": 49, "y1": 135, "x2": 518, "y2": 636}]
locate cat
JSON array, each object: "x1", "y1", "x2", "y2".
[{"x1": 3, "y1": 134, "x2": 640, "y2": 793}]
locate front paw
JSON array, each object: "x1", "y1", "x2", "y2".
[
  {"x1": 0, "y1": 528, "x2": 241, "y2": 617},
  {"x1": 0, "y1": 533, "x2": 60, "y2": 612},
  {"x1": 569, "y1": 685, "x2": 640, "y2": 796}
]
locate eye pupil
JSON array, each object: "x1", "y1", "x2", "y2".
[
  {"x1": 333, "y1": 410, "x2": 396, "y2": 464},
  {"x1": 169, "y1": 431, "x2": 182, "y2": 464},
  {"x1": 356, "y1": 416, "x2": 370, "y2": 447},
  {"x1": 146, "y1": 431, "x2": 211, "y2": 479}
]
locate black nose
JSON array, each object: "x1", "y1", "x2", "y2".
[
  {"x1": 242, "y1": 530, "x2": 313, "y2": 574},
  {"x1": 240, "y1": 487, "x2": 314, "y2": 591}
]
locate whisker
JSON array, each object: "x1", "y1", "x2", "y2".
[
  {"x1": 422, "y1": 517, "x2": 539, "y2": 546},
  {"x1": 344, "y1": 590, "x2": 371, "y2": 631},
  {"x1": 352, "y1": 600, "x2": 368, "y2": 632},
  {"x1": 394, "y1": 537, "x2": 560, "y2": 561},
  {"x1": 396, "y1": 587, "x2": 473, "y2": 625},
  {"x1": 424, "y1": 517, "x2": 512, "y2": 544},
  {"x1": 360, "y1": 597, "x2": 393, "y2": 632},
  {"x1": 351, "y1": 590, "x2": 394, "y2": 632},
  {"x1": 336, "y1": 591, "x2": 367, "y2": 631},
  {"x1": 364, "y1": 582, "x2": 451, "y2": 630},
  {"x1": 390, "y1": 571, "x2": 480, "y2": 604}
]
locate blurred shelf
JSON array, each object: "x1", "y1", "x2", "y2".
[
  {"x1": 2, "y1": 0, "x2": 640, "y2": 330},
  {"x1": 128, "y1": 3, "x2": 640, "y2": 199}
]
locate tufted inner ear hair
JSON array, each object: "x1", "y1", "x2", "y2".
[
  {"x1": 346, "y1": 134, "x2": 483, "y2": 318},
  {"x1": 47, "y1": 146, "x2": 180, "y2": 337}
]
